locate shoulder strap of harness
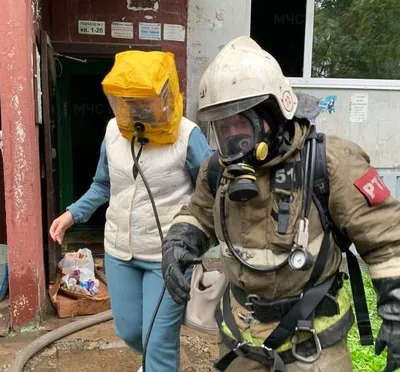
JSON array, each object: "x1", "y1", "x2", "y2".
[{"x1": 305, "y1": 129, "x2": 373, "y2": 346}]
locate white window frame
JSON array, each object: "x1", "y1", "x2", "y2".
[{"x1": 288, "y1": 0, "x2": 400, "y2": 90}]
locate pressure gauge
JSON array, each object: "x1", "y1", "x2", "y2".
[{"x1": 288, "y1": 248, "x2": 314, "y2": 271}]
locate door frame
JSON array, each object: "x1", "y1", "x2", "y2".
[
  {"x1": 39, "y1": 30, "x2": 59, "y2": 283},
  {"x1": 0, "y1": 105, "x2": 5, "y2": 245}
]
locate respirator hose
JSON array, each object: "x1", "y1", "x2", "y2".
[
  {"x1": 130, "y1": 136, "x2": 166, "y2": 372},
  {"x1": 219, "y1": 186, "x2": 289, "y2": 273}
]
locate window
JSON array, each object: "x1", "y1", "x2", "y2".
[
  {"x1": 312, "y1": 0, "x2": 400, "y2": 80},
  {"x1": 251, "y1": 0, "x2": 307, "y2": 78},
  {"x1": 251, "y1": 0, "x2": 400, "y2": 88}
]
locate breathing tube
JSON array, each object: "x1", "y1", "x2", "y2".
[
  {"x1": 219, "y1": 185, "x2": 289, "y2": 272},
  {"x1": 131, "y1": 123, "x2": 167, "y2": 372},
  {"x1": 219, "y1": 136, "x2": 317, "y2": 273}
]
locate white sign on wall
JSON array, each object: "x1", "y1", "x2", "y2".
[
  {"x1": 111, "y1": 22, "x2": 134, "y2": 39},
  {"x1": 78, "y1": 20, "x2": 106, "y2": 36},
  {"x1": 138, "y1": 22, "x2": 161, "y2": 40},
  {"x1": 163, "y1": 24, "x2": 186, "y2": 42},
  {"x1": 350, "y1": 93, "x2": 369, "y2": 123}
]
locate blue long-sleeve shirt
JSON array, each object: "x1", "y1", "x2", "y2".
[{"x1": 67, "y1": 127, "x2": 212, "y2": 224}]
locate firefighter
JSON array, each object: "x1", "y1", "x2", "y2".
[{"x1": 161, "y1": 36, "x2": 400, "y2": 372}]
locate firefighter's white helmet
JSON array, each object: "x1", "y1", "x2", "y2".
[{"x1": 198, "y1": 36, "x2": 298, "y2": 122}]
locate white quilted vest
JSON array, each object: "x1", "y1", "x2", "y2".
[{"x1": 104, "y1": 117, "x2": 197, "y2": 261}]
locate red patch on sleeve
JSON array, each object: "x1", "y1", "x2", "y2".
[{"x1": 354, "y1": 168, "x2": 390, "y2": 206}]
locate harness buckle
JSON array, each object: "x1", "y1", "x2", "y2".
[
  {"x1": 245, "y1": 294, "x2": 260, "y2": 313},
  {"x1": 237, "y1": 294, "x2": 261, "y2": 325},
  {"x1": 233, "y1": 342, "x2": 252, "y2": 357},
  {"x1": 234, "y1": 341, "x2": 274, "y2": 359},
  {"x1": 260, "y1": 344, "x2": 273, "y2": 354},
  {"x1": 237, "y1": 311, "x2": 260, "y2": 325},
  {"x1": 291, "y1": 325, "x2": 322, "y2": 363}
]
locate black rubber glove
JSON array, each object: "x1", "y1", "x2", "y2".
[
  {"x1": 373, "y1": 277, "x2": 400, "y2": 372},
  {"x1": 162, "y1": 223, "x2": 209, "y2": 305}
]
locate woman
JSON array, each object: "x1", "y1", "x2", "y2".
[{"x1": 49, "y1": 50, "x2": 212, "y2": 372}]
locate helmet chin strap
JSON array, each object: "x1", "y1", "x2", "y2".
[{"x1": 278, "y1": 130, "x2": 292, "y2": 154}]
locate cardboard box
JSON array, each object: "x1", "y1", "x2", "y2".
[{"x1": 48, "y1": 269, "x2": 110, "y2": 319}]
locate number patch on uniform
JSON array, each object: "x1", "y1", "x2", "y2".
[
  {"x1": 354, "y1": 168, "x2": 390, "y2": 206},
  {"x1": 271, "y1": 162, "x2": 302, "y2": 190}
]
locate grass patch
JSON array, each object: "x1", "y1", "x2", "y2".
[{"x1": 344, "y1": 270, "x2": 387, "y2": 371}]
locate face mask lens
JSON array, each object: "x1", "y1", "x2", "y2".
[
  {"x1": 213, "y1": 114, "x2": 255, "y2": 158},
  {"x1": 124, "y1": 82, "x2": 172, "y2": 125}
]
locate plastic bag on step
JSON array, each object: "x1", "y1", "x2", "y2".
[
  {"x1": 78, "y1": 268, "x2": 100, "y2": 295},
  {"x1": 58, "y1": 248, "x2": 95, "y2": 275},
  {"x1": 58, "y1": 249, "x2": 100, "y2": 295}
]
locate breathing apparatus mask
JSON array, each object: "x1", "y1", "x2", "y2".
[
  {"x1": 212, "y1": 99, "x2": 291, "y2": 203},
  {"x1": 212, "y1": 109, "x2": 266, "y2": 202}
]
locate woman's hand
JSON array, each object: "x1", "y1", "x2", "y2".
[{"x1": 49, "y1": 211, "x2": 74, "y2": 244}]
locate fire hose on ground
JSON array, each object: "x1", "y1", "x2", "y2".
[{"x1": 9, "y1": 310, "x2": 113, "y2": 372}]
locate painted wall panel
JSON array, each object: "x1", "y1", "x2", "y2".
[
  {"x1": 186, "y1": 0, "x2": 251, "y2": 128},
  {"x1": 294, "y1": 88, "x2": 400, "y2": 169}
]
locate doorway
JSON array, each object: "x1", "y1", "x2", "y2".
[{"x1": 55, "y1": 56, "x2": 114, "y2": 246}]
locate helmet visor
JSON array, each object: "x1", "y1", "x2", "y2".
[
  {"x1": 212, "y1": 114, "x2": 256, "y2": 159},
  {"x1": 198, "y1": 95, "x2": 270, "y2": 122}
]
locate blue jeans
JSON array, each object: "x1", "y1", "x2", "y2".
[{"x1": 105, "y1": 253, "x2": 190, "y2": 372}]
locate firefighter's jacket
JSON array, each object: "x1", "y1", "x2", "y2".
[{"x1": 172, "y1": 121, "x2": 400, "y2": 346}]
